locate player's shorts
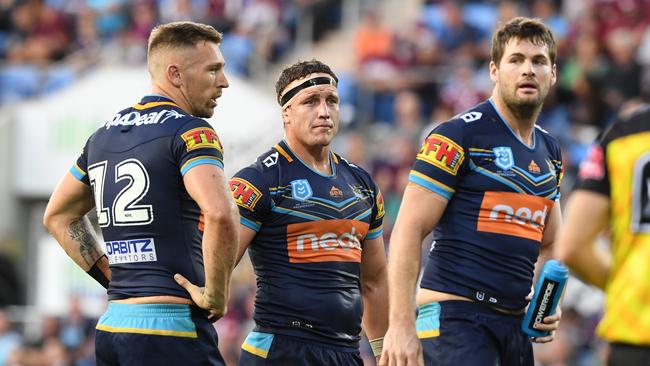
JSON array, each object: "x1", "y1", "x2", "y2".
[
  {"x1": 608, "y1": 343, "x2": 650, "y2": 366},
  {"x1": 417, "y1": 300, "x2": 533, "y2": 366},
  {"x1": 238, "y1": 331, "x2": 362, "y2": 366},
  {"x1": 95, "y1": 302, "x2": 225, "y2": 366}
]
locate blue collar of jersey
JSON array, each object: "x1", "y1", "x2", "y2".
[
  {"x1": 280, "y1": 140, "x2": 337, "y2": 178},
  {"x1": 487, "y1": 98, "x2": 537, "y2": 151},
  {"x1": 141, "y1": 94, "x2": 176, "y2": 104}
]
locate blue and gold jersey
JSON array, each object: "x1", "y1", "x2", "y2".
[
  {"x1": 71, "y1": 95, "x2": 224, "y2": 301},
  {"x1": 412, "y1": 100, "x2": 563, "y2": 310},
  {"x1": 229, "y1": 140, "x2": 384, "y2": 347}
]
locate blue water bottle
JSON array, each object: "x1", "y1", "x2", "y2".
[{"x1": 521, "y1": 260, "x2": 569, "y2": 338}]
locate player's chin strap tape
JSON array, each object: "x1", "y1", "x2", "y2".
[
  {"x1": 279, "y1": 76, "x2": 337, "y2": 107},
  {"x1": 87, "y1": 255, "x2": 109, "y2": 289},
  {"x1": 369, "y1": 337, "x2": 383, "y2": 357}
]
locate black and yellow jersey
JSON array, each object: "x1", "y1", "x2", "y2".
[{"x1": 576, "y1": 104, "x2": 650, "y2": 345}]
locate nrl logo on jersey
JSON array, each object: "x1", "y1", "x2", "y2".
[
  {"x1": 349, "y1": 185, "x2": 366, "y2": 200},
  {"x1": 493, "y1": 146, "x2": 514, "y2": 170},
  {"x1": 291, "y1": 179, "x2": 313, "y2": 201},
  {"x1": 104, "y1": 109, "x2": 184, "y2": 129}
]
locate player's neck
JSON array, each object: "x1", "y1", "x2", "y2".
[
  {"x1": 491, "y1": 95, "x2": 540, "y2": 146},
  {"x1": 285, "y1": 139, "x2": 332, "y2": 175},
  {"x1": 151, "y1": 85, "x2": 190, "y2": 114}
]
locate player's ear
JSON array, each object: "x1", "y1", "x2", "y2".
[
  {"x1": 281, "y1": 106, "x2": 290, "y2": 126},
  {"x1": 168, "y1": 64, "x2": 183, "y2": 87},
  {"x1": 550, "y1": 63, "x2": 557, "y2": 86},
  {"x1": 489, "y1": 60, "x2": 498, "y2": 83}
]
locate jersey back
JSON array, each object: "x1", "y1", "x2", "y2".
[
  {"x1": 71, "y1": 95, "x2": 225, "y2": 300},
  {"x1": 411, "y1": 100, "x2": 563, "y2": 310},
  {"x1": 576, "y1": 105, "x2": 650, "y2": 344},
  {"x1": 229, "y1": 140, "x2": 384, "y2": 347}
]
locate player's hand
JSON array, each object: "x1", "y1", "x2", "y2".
[
  {"x1": 531, "y1": 306, "x2": 562, "y2": 343},
  {"x1": 174, "y1": 273, "x2": 226, "y2": 322},
  {"x1": 379, "y1": 324, "x2": 424, "y2": 366}
]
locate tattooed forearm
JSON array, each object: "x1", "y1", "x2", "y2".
[{"x1": 68, "y1": 217, "x2": 103, "y2": 268}]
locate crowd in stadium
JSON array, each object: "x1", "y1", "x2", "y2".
[{"x1": 2, "y1": 0, "x2": 650, "y2": 365}]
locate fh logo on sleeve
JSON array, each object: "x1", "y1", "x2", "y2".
[
  {"x1": 417, "y1": 134, "x2": 464, "y2": 175},
  {"x1": 229, "y1": 178, "x2": 263, "y2": 211},
  {"x1": 181, "y1": 127, "x2": 223, "y2": 152},
  {"x1": 105, "y1": 238, "x2": 157, "y2": 264},
  {"x1": 291, "y1": 179, "x2": 313, "y2": 201}
]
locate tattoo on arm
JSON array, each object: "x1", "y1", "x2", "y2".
[{"x1": 68, "y1": 218, "x2": 102, "y2": 268}]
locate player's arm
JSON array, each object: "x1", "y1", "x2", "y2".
[
  {"x1": 360, "y1": 235, "x2": 388, "y2": 360},
  {"x1": 43, "y1": 172, "x2": 110, "y2": 287},
  {"x1": 235, "y1": 225, "x2": 256, "y2": 266},
  {"x1": 380, "y1": 184, "x2": 448, "y2": 366},
  {"x1": 176, "y1": 164, "x2": 239, "y2": 319},
  {"x1": 554, "y1": 190, "x2": 611, "y2": 289},
  {"x1": 536, "y1": 200, "x2": 563, "y2": 282}
]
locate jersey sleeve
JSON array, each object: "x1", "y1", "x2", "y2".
[
  {"x1": 550, "y1": 139, "x2": 564, "y2": 202},
  {"x1": 172, "y1": 118, "x2": 224, "y2": 175},
  {"x1": 574, "y1": 135, "x2": 610, "y2": 197},
  {"x1": 69, "y1": 138, "x2": 91, "y2": 185},
  {"x1": 229, "y1": 166, "x2": 272, "y2": 232},
  {"x1": 365, "y1": 183, "x2": 385, "y2": 240},
  {"x1": 409, "y1": 121, "x2": 467, "y2": 200}
]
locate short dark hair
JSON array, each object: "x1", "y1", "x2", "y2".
[
  {"x1": 275, "y1": 60, "x2": 338, "y2": 105},
  {"x1": 148, "y1": 21, "x2": 222, "y2": 57},
  {"x1": 491, "y1": 17, "x2": 556, "y2": 66}
]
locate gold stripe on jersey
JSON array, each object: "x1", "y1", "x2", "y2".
[
  {"x1": 132, "y1": 101, "x2": 180, "y2": 110},
  {"x1": 597, "y1": 131, "x2": 650, "y2": 344},
  {"x1": 274, "y1": 144, "x2": 293, "y2": 162}
]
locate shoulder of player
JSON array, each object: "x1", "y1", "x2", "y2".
[
  {"x1": 335, "y1": 154, "x2": 377, "y2": 188},
  {"x1": 231, "y1": 149, "x2": 279, "y2": 195},
  {"x1": 173, "y1": 115, "x2": 215, "y2": 134},
  {"x1": 603, "y1": 103, "x2": 650, "y2": 142},
  {"x1": 433, "y1": 103, "x2": 491, "y2": 132},
  {"x1": 99, "y1": 104, "x2": 192, "y2": 131},
  {"x1": 534, "y1": 124, "x2": 560, "y2": 143},
  {"x1": 534, "y1": 124, "x2": 562, "y2": 157}
]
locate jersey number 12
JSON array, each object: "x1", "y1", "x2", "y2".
[{"x1": 88, "y1": 159, "x2": 154, "y2": 227}]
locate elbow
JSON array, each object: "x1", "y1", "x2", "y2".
[
  {"x1": 43, "y1": 206, "x2": 58, "y2": 233},
  {"x1": 362, "y1": 273, "x2": 388, "y2": 297},
  {"x1": 202, "y1": 203, "x2": 239, "y2": 229},
  {"x1": 554, "y1": 243, "x2": 577, "y2": 268}
]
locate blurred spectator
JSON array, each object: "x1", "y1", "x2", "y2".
[
  {"x1": 0, "y1": 251, "x2": 19, "y2": 307},
  {"x1": 558, "y1": 34, "x2": 608, "y2": 127},
  {"x1": 433, "y1": 2, "x2": 486, "y2": 62},
  {"x1": 438, "y1": 62, "x2": 486, "y2": 114},
  {"x1": 86, "y1": 0, "x2": 127, "y2": 40},
  {"x1": 0, "y1": 310, "x2": 21, "y2": 366},
  {"x1": 7, "y1": 0, "x2": 71, "y2": 64},
  {"x1": 601, "y1": 28, "x2": 642, "y2": 115},
  {"x1": 158, "y1": 0, "x2": 208, "y2": 24}
]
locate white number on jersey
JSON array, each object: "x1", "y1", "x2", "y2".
[
  {"x1": 632, "y1": 152, "x2": 650, "y2": 233},
  {"x1": 88, "y1": 159, "x2": 154, "y2": 227}
]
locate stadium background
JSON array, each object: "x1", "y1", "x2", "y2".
[{"x1": 0, "y1": 0, "x2": 646, "y2": 364}]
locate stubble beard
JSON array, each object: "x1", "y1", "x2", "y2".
[
  {"x1": 502, "y1": 86, "x2": 545, "y2": 121},
  {"x1": 193, "y1": 103, "x2": 214, "y2": 119}
]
